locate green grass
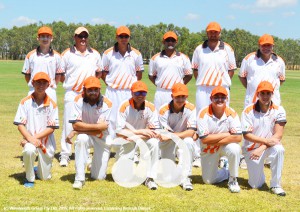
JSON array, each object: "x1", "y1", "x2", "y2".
[{"x1": 1, "y1": 60, "x2": 300, "y2": 211}]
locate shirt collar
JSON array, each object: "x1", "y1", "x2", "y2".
[
  {"x1": 36, "y1": 46, "x2": 54, "y2": 56},
  {"x1": 256, "y1": 49, "x2": 278, "y2": 60},
  {"x1": 202, "y1": 40, "x2": 224, "y2": 50},
  {"x1": 129, "y1": 98, "x2": 145, "y2": 110},
  {"x1": 114, "y1": 42, "x2": 132, "y2": 53},
  {"x1": 83, "y1": 94, "x2": 103, "y2": 107},
  {"x1": 169, "y1": 100, "x2": 185, "y2": 113},
  {"x1": 160, "y1": 50, "x2": 180, "y2": 57}
]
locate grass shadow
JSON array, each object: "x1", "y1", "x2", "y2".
[{"x1": 9, "y1": 172, "x2": 25, "y2": 185}]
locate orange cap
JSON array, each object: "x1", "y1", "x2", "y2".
[
  {"x1": 206, "y1": 22, "x2": 221, "y2": 32},
  {"x1": 258, "y1": 34, "x2": 274, "y2": 45},
  {"x1": 131, "y1": 81, "x2": 148, "y2": 92},
  {"x1": 116, "y1": 26, "x2": 131, "y2": 36},
  {"x1": 172, "y1": 83, "x2": 188, "y2": 97},
  {"x1": 211, "y1": 86, "x2": 228, "y2": 97},
  {"x1": 163, "y1": 31, "x2": 178, "y2": 41},
  {"x1": 38, "y1": 26, "x2": 53, "y2": 36},
  {"x1": 257, "y1": 81, "x2": 274, "y2": 93},
  {"x1": 74, "y1": 26, "x2": 89, "y2": 35},
  {"x1": 83, "y1": 76, "x2": 101, "y2": 89},
  {"x1": 32, "y1": 72, "x2": 50, "y2": 83}
]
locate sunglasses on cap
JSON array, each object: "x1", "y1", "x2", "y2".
[
  {"x1": 134, "y1": 91, "x2": 147, "y2": 96},
  {"x1": 165, "y1": 38, "x2": 176, "y2": 42},
  {"x1": 118, "y1": 35, "x2": 130, "y2": 39},
  {"x1": 77, "y1": 34, "x2": 88, "y2": 39}
]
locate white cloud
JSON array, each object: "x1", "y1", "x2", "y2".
[
  {"x1": 11, "y1": 16, "x2": 37, "y2": 27},
  {"x1": 185, "y1": 13, "x2": 199, "y2": 20},
  {"x1": 91, "y1": 18, "x2": 115, "y2": 25},
  {"x1": 255, "y1": 0, "x2": 297, "y2": 8},
  {"x1": 230, "y1": 3, "x2": 251, "y2": 10},
  {"x1": 282, "y1": 11, "x2": 296, "y2": 16}
]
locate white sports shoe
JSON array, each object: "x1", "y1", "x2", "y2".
[
  {"x1": 59, "y1": 156, "x2": 70, "y2": 167},
  {"x1": 228, "y1": 177, "x2": 240, "y2": 193},
  {"x1": 181, "y1": 177, "x2": 193, "y2": 191},
  {"x1": 133, "y1": 152, "x2": 139, "y2": 164},
  {"x1": 145, "y1": 178, "x2": 158, "y2": 190},
  {"x1": 270, "y1": 187, "x2": 286, "y2": 196},
  {"x1": 87, "y1": 155, "x2": 92, "y2": 171},
  {"x1": 192, "y1": 157, "x2": 201, "y2": 167},
  {"x1": 219, "y1": 156, "x2": 229, "y2": 169},
  {"x1": 239, "y1": 156, "x2": 247, "y2": 170},
  {"x1": 73, "y1": 180, "x2": 85, "y2": 190}
]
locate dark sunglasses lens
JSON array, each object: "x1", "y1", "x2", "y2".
[
  {"x1": 165, "y1": 38, "x2": 176, "y2": 42},
  {"x1": 77, "y1": 35, "x2": 88, "y2": 39},
  {"x1": 119, "y1": 35, "x2": 129, "y2": 38},
  {"x1": 135, "y1": 91, "x2": 147, "y2": 96}
]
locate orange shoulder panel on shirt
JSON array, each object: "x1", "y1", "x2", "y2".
[
  {"x1": 185, "y1": 102, "x2": 195, "y2": 111},
  {"x1": 119, "y1": 101, "x2": 130, "y2": 113},
  {"x1": 26, "y1": 49, "x2": 36, "y2": 59},
  {"x1": 104, "y1": 47, "x2": 114, "y2": 55},
  {"x1": 145, "y1": 101, "x2": 155, "y2": 112},
  {"x1": 199, "y1": 107, "x2": 209, "y2": 119},
  {"x1": 159, "y1": 104, "x2": 170, "y2": 116},
  {"x1": 225, "y1": 107, "x2": 237, "y2": 118},
  {"x1": 181, "y1": 53, "x2": 190, "y2": 60},
  {"x1": 53, "y1": 50, "x2": 61, "y2": 56},
  {"x1": 244, "y1": 52, "x2": 256, "y2": 60},
  {"x1": 131, "y1": 47, "x2": 141, "y2": 55},
  {"x1": 151, "y1": 52, "x2": 160, "y2": 60},
  {"x1": 20, "y1": 95, "x2": 33, "y2": 105},
  {"x1": 49, "y1": 98, "x2": 57, "y2": 109},
  {"x1": 91, "y1": 48, "x2": 100, "y2": 55},
  {"x1": 244, "y1": 104, "x2": 255, "y2": 114},
  {"x1": 61, "y1": 48, "x2": 70, "y2": 56},
  {"x1": 74, "y1": 94, "x2": 83, "y2": 103},
  {"x1": 271, "y1": 104, "x2": 279, "y2": 110},
  {"x1": 223, "y1": 42, "x2": 234, "y2": 52},
  {"x1": 103, "y1": 97, "x2": 112, "y2": 108}
]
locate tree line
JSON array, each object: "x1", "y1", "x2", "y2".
[{"x1": 0, "y1": 21, "x2": 299, "y2": 70}]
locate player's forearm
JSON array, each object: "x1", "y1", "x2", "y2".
[
  {"x1": 201, "y1": 132, "x2": 231, "y2": 144},
  {"x1": 218, "y1": 134, "x2": 242, "y2": 145},
  {"x1": 148, "y1": 75, "x2": 156, "y2": 86},
  {"x1": 18, "y1": 125, "x2": 34, "y2": 141},
  {"x1": 193, "y1": 69, "x2": 198, "y2": 79},
  {"x1": 72, "y1": 122, "x2": 107, "y2": 132},
  {"x1": 183, "y1": 75, "x2": 192, "y2": 84},
  {"x1": 239, "y1": 76, "x2": 247, "y2": 88},
  {"x1": 243, "y1": 133, "x2": 268, "y2": 145},
  {"x1": 34, "y1": 128, "x2": 55, "y2": 139},
  {"x1": 174, "y1": 130, "x2": 195, "y2": 139},
  {"x1": 228, "y1": 69, "x2": 235, "y2": 79},
  {"x1": 24, "y1": 74, "x2": 30, "y2": 83}
]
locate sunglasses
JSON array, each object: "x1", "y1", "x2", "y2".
[
  {"x1": 134, "y1": 91, "x2": 147, "y2": 96},
  {"x1": 212, "y1": 96, "x2": 227, "y2": 101},
  {"x1": 165, "y1": 38, "x2": 176, "y2": 42},
  {"x1": 77, "y1": 34, "x2": 88, "y2": 39},
  {"x1": 118, "y1": 35, "x2": 130, "y2": 39}
]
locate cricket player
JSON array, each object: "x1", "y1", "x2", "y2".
[
  {"x1": 22, "y1": 26, "x2": 63, "y2": 102},
  {"x1": 241, "y1": 81, "x2": 286, "y2": 196},
  {"x1": 149, "y1": 31, "x2": 192, "y2": 110},
  {"x1": 159, "y1": 83, "x2": 197, "y2": 191},
  {"x1": 115, "y1": 81, "x2": 161, "y2": 190},
  {"x1": 67, "y1": 76, "x2": 112, "y2": 190},
  {"x1": 197, "y1": 86, "x2": 242, "y2": 193},
  {"x1": 14, "y1": 72, "x2": 59, "y2": 188},
  {"x1": 59, "y1": 26, "x2": 102, "y2": 167}
]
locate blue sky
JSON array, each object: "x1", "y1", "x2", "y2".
[{"x1": 0, "y1": 0, "x2": 299, "y2": 39}]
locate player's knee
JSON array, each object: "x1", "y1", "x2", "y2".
[
  {"x1": 76, "y1": 134, "x2": 89, "y2": 146},
  {"x1": 228, "y1": 143, "x2": 241, "y2": 155},
  {"x1": 273, "y1": 144, "x2": 285, "y2": 155},
  {"x1": 23, "y1": 143, "x2": 36, "y2": 156}
]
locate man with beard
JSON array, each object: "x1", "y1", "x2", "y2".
[
  {"x1": 59, "y1": 27, "x2": 102, "y2": 167},
  {"x1": 66, "y1": 76, "x2": 112, "y2": 190},
  {"x1": 149, "y1": 31, "x2": 192, "y2": 111}
]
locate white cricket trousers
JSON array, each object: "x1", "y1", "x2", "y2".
[
  {"x1": 23, "y1": 142, "x2": 55, "y2": 182},
  {"x1": 196, "y1": 85, "x2": 230, "y2": 113},
  {"x1": 60, "y1": 90, "x2": 80, "y2": 158},
  {"x1": 244, "y1": 144, "x2": 285, "y2": 188},
  {"x1": 154, "y1": 88, "x2": 172, "y2": 111},
  {"x1": 201, "y1": 143, "x2": 240, "y2": 184},
  {"x1": 159, "y1": 137, "x2": 194, "y2": 176},
  {"x1": 115, "y1": 138, "x2": 160, "y2": 179},
  {"x1": 74, "y1": 134, "x2": 111, "y2": 181}
]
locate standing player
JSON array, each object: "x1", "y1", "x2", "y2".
[
  {"x1": 22, "y1": 26, "x2": 62, "y2": 102},
  {"x1": 102, "y1": 26, "x2": 144, "y2": 132},
  {"x1": 14, "y1": 72, "x2": 59, "y2": 188},
  {"x1": 149, "y1": 31, "x2": 192, "y2": 110},
  {"x1": 59, "y1": 26, "x2": 102, "y2": 167},
  {"x1": 239, "y1": 34, "x2": 285, "y2": 108},
  {"x1": 197, "y1": 86, "x2": 242, "y2": 193},
  {"x1": 192, "y1": 22, "x2": 237, "y2": 112},
  {"x1": 159, "y1": 83, "x2": 197, "y2": 191},
  {"x1": 66, "y1": 76, "x2": 112, "y2": 190},
  {"x1": 241, "y1": 81, "x2": 287, "y2": 196},
  {"x1": 115, "y1": 81, "x2": 161, "y2": 190}
]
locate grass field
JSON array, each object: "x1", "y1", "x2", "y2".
[{"x1": 0, "y1": 60, "x2": 300, "y2": 211}]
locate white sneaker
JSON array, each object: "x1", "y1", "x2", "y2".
[
  {"x1": 87, "y1": 155, "x2": 92, "y2": 171},
  {"x1": 239, "y1": 156, "x2": 247, "y2": 170},
  {"x1": 192, "y1": 157, "x2": 201, "y2": 167},
  {"x1": 133, "y1": 152, "x2": 139, "y2": 164},
  {"x1": 59, "y1": 156, "x2": 70, "y2": 167},
  {"x1": 145, "y1": 178, "x2": 158, "y2": 190},
  {"x1": 181, "y1": 177, "x2": 193, "y2": 191},
  {"x1": 219, "y1": 156, "x2": 229, "y2": 170},
  {"x1": 228, "y1": 177, "x2": 240, "y2": 193},
  {"x1": 73, "y1": 180, "x2": 85, "y2": 190},
  {"x1": 270, "y1": 187, "x2": 286, "y2": 196}
]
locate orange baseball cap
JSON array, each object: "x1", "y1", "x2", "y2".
[
  {"x1": 131, "y1": 81, "x2": 148, "y2": 92},
  {"x1": 257, "y1": 81, "x2": 274, "y2": 93},
  {"x1": 116, "y1": 26, "x2": 131, "y2": 36},
  {"x1": 211, "y1": 86, "x2": 228, "y2": 97},
  {"x1": 258, "y1": 34, "x2": 274, "y2": 45},
  {"x1": 206, "y1": 22, "x2": 221, "y2": 32},
  {"x1": 38, "y1": 26, "x2": 53, "y2": 36},
  {"x1": 74, "y1": 26, "x2": 89, "y2": 35},
  {"x1": 163, "y1": 31, "x2": 178, "y2": 41},
  {"x1": 172, "y1": 83, "x2": 188, "y2": 97},
  {"x1": 83, "y1": 76, "x2": 101, "y2": 89},
  {"x1": 32, "y1": 72, "x2": 50, "y2": 83}
]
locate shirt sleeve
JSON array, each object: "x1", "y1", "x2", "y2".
[
  {"x1": 183, "y1": 54, "x2": 193, "y2": 75},
  {"x1": 148, "y1": 109, "x2": 160, "y2": 129},
  {"x1": 226, "y1": 45, "x2": 237, "y2": 71},
  {"x1": 116, "y1": 106, "x2": 127, "y2": 131},
  {"x1": 276, "y1": 106, "x2": 287, "y2": 123},
  {"x1": 96, "y1": 52, "x2": 103, "y2": 72},
  {"x1": 159, "y1": 110, "x2": 173, "y2": 132},
  {"x1": 13, "y1": 103, "x2": 27, "y2": 125},
  {"x1": 229, "y1": 112, "x2": 242, "y2": 134},
  {"x1": 197, "y1": 113, "x2": 209, "y2": 138},
  {"x1": 191, "y1": 47, "x2": 200, "y2": 70},
  {"x1": 148, "y1": 57, "x2": 155, "y2": 76},
  {"x1": 241, "y1": 110, "x2": 253, "y2": 134},
  {"x1": 69, "y1": 100, "x2": 82, "y2": 123},
  {"x1": 278, "y1": 58, "x2": 286, "y2": 81},
  {"x1": 187, "y1": 109, "x2": 197, "y2": 130},
  {"x1": 135, "y1": 52, "x2": 144, "y2": 72},
  {"x1": 102, "y1": 52, "x2": 110, "y2": 72},
  {"x1": 22, "y1": 55, "x2": 31, "y2": 75},
  {"x1": 239, "y1": 57, "x2": 248, "y2": 78},
  {"x1": 47, "y1": 104, "x2": 59, "y2": 129}
]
